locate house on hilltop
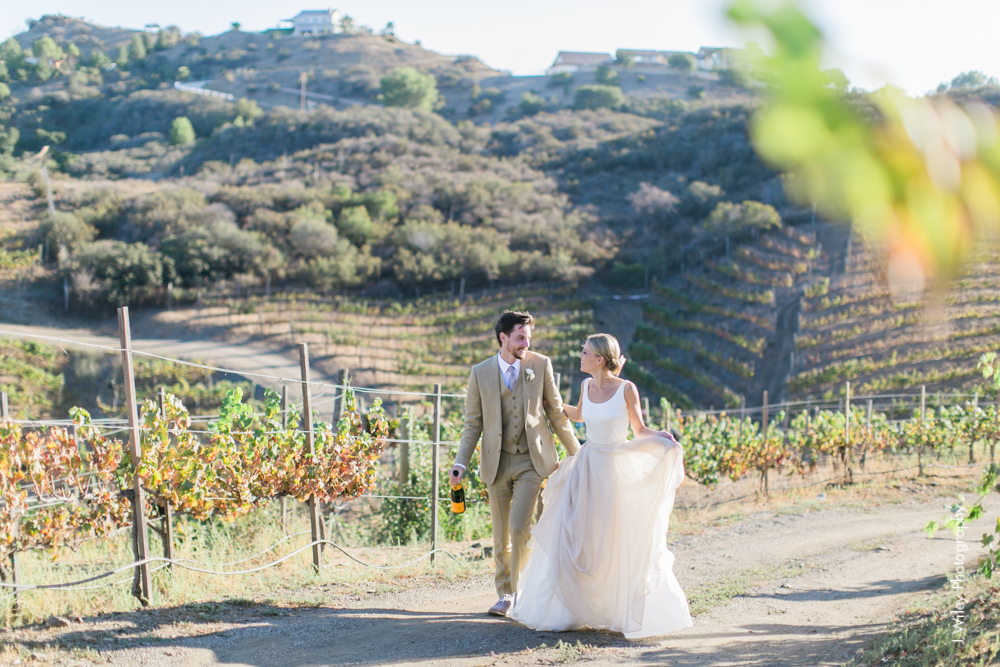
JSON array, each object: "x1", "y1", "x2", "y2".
[
  {"x1": 546, "y1": 51, "x2": 612, "y2": 75},
  {"x1": 697, "y1": 47, "x2": 735, "y2": 71},
  {"x1": 288, "y1": 9, "x2": 343, "y2": 36},
  {"x1": 616, "y1": 49, "x2": 696, "y2": 66}
]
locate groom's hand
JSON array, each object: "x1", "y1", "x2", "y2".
[{"x1": 449, "y1": 466, "x2": 465, "y2": 485}]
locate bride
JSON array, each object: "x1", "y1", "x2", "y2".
[{"x1": 509, "y1": 333, "x2": 692, "y2": 638}]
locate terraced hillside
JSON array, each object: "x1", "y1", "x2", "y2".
[
  {"x1": 628, "y1": 225, "x2": 829, "y2": 410},
  {"x1": 792, "y1": 236, "x2": 1000, "y2": 401},
  {"x1": 161, "y1": 286, "x2": 593, "y2": 399}
]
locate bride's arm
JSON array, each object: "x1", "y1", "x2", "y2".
[
  {"x1": 624, "y1": 382, "x2": 677, "y2": 442},
  {"x1": 561, "y1": 380, "x2": 584, "y2": 422}
]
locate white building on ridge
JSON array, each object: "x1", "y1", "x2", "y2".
[{"x1": 289, "y1": 9, "x2": 343, "y2": 36}]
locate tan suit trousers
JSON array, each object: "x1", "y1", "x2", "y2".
[{"x1": 487, "y1": 450, "x2": 543, "y2": 597}]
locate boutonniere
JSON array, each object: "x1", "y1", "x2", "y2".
[{"x1": 525, "y1": 368, "x2": 535, "y2": 382}]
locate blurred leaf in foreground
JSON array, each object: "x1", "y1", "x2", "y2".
[{"x1": 728, "y1": 0, "x2": 1000, "y2": 297}]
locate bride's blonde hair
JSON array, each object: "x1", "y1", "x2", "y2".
[{"x1": 587, "y1": 333, "x2": 626, "y2": 376}]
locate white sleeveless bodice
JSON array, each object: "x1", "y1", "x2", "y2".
[{"x1": 581, "y1": 378, "x2": 630, "y2": 445}]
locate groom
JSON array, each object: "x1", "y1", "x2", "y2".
[{"x1": 450, "y1": 310, "x2": 580, "y2": 617}]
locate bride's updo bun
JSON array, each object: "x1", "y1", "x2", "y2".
[{"x1": 587, "y1": 333, "x2": 625, "y2": 376}]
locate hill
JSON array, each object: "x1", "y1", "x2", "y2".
[{"x1": 4, "y1": 16, "x2": 1000, "y2": 413}]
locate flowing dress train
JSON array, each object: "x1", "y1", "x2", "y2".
[{"x1": 509, "y1": 379, "x2": 693, "y2": 638}]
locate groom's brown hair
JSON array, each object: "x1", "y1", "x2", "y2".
[{"x1": 495, "y1": 310, "x2": 535, "y2": 346}]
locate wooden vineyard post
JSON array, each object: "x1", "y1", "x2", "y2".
[
  {"x1": 399, "y1": 405, "x2": 413, "y2": 485},
  {"x1": 430, "y1": 383, "x2": 442, "y2": 564},
  {"x1": 919, "y1": 385, "x2": 926, "y2": 476},
  {"x1": 0, "y1": 394, "x2": 19, "y2": 613},
  {"x1": 844, "y1": 382, "x2": 852, "y2": 484},
  {"x1": 642, "y1": 396, "x2": 651, "y2": 426},
  {"x1": 332, "y1": 369, "x2": 349, "y2": 425},
  {"x1": 738, "y1": 396, "x2": 746, "y2": 441},
  {"x1": 280, "y1": 386, "x2": 289, "y2": 533},
  {"x1": 761, "y1": 390, "x2": 769, "y2": 496},
  {"x1": 299, "y1": 343, "x2": 322, "y2": 572},
  {"x1": 971, "y1": 392, "x2": 979, "y2": 465},
  {"x1": 118, "y1": 306, "x2": 152, "y2": 605},
  {"x1": 156, "y1": 388, "x2": 174, "y2": 569},
  {"x1": 994, "y1": 391, "x2": 999, "y2": 463}
]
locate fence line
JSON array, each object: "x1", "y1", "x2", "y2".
[
  {"x1": 0, "y1": 539, "x2": 462, "y2": 594},
  {"x1": 3, "y1": 327, "x2": 995, "y2": 420}
]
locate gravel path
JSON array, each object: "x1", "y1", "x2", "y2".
[
  {"x1": 12, "y1": 489, "x2": 994, "y2": 667},
  {"x1": 0, "y1": 321, "x2": 337, "y2": 401}
]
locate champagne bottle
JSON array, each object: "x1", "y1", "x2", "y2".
[{"x1": 450, "y1": 482, "x2": 466, "y2": 514}]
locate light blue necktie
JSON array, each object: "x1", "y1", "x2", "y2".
[{"x1": 505, "y1": 365, "x2": 516, "y2": 391}]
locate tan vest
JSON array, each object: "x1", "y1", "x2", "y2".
[{"x1": 500, "y1": 375, "x2": 529, "y2": 454}]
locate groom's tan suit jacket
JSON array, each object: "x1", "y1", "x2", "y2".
[{"x1": 455, "y1": 350, "x2": 580, "y2": 484}]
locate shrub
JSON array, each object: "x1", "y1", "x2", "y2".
[
  {"x1": 289, "y1": 217, "x2": 339, "y2": 259},
  {"x1": 669, "y1": 53, "x2": 696, "y2": 71},
  {"x1": 681, "y1": 181, "x2": 725, "y2": 217},
  {"x1": 337, "y1": 205, "x2": 373, "y2": 246},
  {"x1": 700, "y1": 200, "x2": 781, "y2": 238},
  {"x1": 378, "y1": 67, "x2": 439, "y2": 111},
  {"x1": 595, "y1": 64, "x2": 620, "y2": 87},
  {"x1": 518, "y1": 92, "x2": 547, "y2": 117},
  {"x1": 71, "y1": 240, "x2": 169, "y2": 307},
  {"x1": 0, "y1": 83, "x2": 9, "y2": 101},
  {"x1": 40, "y1": 211, "x2": 96, "y2": 252},
  {"x1": 160, "y1": 220, "x2": 274, "y2": 285},
  {"x1": 718, "y1": 68, "x2": 753, "y2": 89},
  {"x1": 169, "y1": 116, "x2": 196, "y2": 145},
  {"x1": 573, "y1": 84, "x2": 626, "y2": 110},
  {"x1": 686, "y1": 85, "x2": 704, "y2": 99}
]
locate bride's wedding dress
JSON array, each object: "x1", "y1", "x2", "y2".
[{"x1": 509, "y1": 378, "x2": 693, "y2": 638}]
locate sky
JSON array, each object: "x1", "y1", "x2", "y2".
[{"x1": 1, "y1": 0, "x2": 998, "y2": 96}]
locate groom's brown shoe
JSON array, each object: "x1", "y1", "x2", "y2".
[{"x1": 488, "y1": 594, "x2": 515, "y2": 617}]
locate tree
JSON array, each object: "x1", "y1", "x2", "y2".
[
  {"x1": 289, "y1": 217, "x2": 339, "y2": 259},
  {"x1": 66, "y1": 43, "x2": 80, "y2": 64},
  {"x1": 700, "y1": 200, "x2": 781, "y2": 238},
  {"x1": 378, "y1": 67, "x2": 439, "y2": 111},
  {"x1": 156, "y1": 26, "x2": 182, "y2": 50},
  {"x1": 573, "y1": 84, "x2": 626, "y2": 110},
  {"x1": 615, "y1": 50, "x2": 634, "y2": 67},
  {"x1": 0, "y1": 83, "x2": 9, "y2": 101},
  {"x1": 337, "y1": 205, "x2": 373, "y2": 246},
  {"x1": 71, "y1": 241, "x2": 169, "y2": 307},
  {"x1": 34, "y1": 62, "x2": 53, "y2": 82},
  {"x1": 115, "y1": 45, "x2": 129, "y2": 69},
  {"x1": 169, "y1": 116, "x2": 196, "y2": 145},
  {"x1": 518, "y1": 91, "x2": 547, "y2": 116},
  {"x1": 942, "y1": 70, "x2": 999, "y2": 90},
  {"x1": 822, "y1": 68, "x2": 849, "y2": 92},
  {"x1": 0, "y1": 125, "x2": 17, "y2": 172},
  {"x1": 176, "y1": 65, "x2": 190, "y2": 80},
  {"x1": 235, "y1": 98, "x2": 263, "y2": 122},
  {"x1": 595, "y1": 64, "x2": 620, "y2": 87},
  {"x1": 0, "y1": 37, "x2": 23, "y2": 66},
  {"x1": 32, "y1": 37, "x2": 62, "y2": 61},
  {"x1": 668, "y1": 53, "x2": 696, "y2": 71},
  {"x1": 40, "y1": 212, "x2": 96, "y2": 252},
  {"x1": 129, "y1": 34, "x2": 147, "y2": 61},
  {"x1": 88, "y1": 48, "x2": 111, "y2": 69},
  {"x1": 0, "y1": 62, "x2": 8, "y2": 83},
  {"x1": 340, "y1": 16, "x2": 355, "y2": 33},
  {"x1": 231, "y1": 22, "x2": 242, "y2": 32}
]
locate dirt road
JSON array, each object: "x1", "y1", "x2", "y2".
[
  {"x1": 0, "y1": 321, "x2": 338, "y2": 401},
  {"x1": 17, "y1": 488, "x2": 995, "y2": 667}
]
